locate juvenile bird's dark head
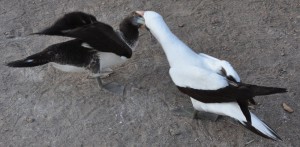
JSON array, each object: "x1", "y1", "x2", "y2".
[
  {"x1": 120, "y1": 11, "x2": 145, "y2": 29},
  {"x1": 118, "y1": 12, "x2": 145, "y2": 48}
]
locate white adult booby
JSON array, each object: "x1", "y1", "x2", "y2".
[
  {"x1": 137, "y1": 11, "x2": 287, "y2": 140},
  {"x1": 6, "y1": 11, "x2": 145, "y2": 91}
]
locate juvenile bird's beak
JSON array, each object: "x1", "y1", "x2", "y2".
[
  {"x1": 135, "y1": 11, "x2": 150, "y2": 31},
  {"x1": 136, "y1": 16, "x2": 145, "y2": 25},
  {"x1": 134, "y1": 11, "x2": 146, "y2": 29}
]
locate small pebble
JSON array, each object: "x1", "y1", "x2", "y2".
[
  {"x1": 169, "y1": 128, "x2": 181, "y2": 136},
  {"x1": 245, "y1": 139, "x2": 255, "y2": 145},
  {"x1": 283, "y1": 103, "x2": 294, "y2": 113},
  {"x1": 26, "y1": 117, "x2": 35, "y2": 123},
  {"x1": 178, "y1": 24, "x2": 185, "y2": 27}
]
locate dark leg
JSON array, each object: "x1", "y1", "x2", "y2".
[
  {"x1": 96, "y1": 77, "x2": 103, "y2": 90},
  {"x1": 89, "y1": 56, "x2": 104, "y2": 90},
  {"x1": 193, "y1": 110, "x2": 220, "y2": 122},
  {"x1": 99, "y1": 68, "x2": 114, "y2": 78},
  {"x1": 89, "y1": 56, "x2": 124, "y2": 95},
  {"x1": 193, "y1": 110, "x2": 198, "y2": 119},
  {"x1": 172, "y1": 107, "x2": 220, "y2": 122},
  {"x1": 102, "y1": 82, "x2": 125, "y2": 95}
]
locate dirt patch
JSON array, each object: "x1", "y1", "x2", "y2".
[{"x1": 1, "y1": 0, "x2": 299, "y2": 146}]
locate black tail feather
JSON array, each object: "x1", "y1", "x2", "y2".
[
  {"x1": 30, "y1": 27, "x2": 63, "y2": 36},
  {"x1": 239, "y1": 121, "x2": 282, "y2": 141},
  {"x1": 246, "y1": 84, "x2": 287, "y2": 96}
]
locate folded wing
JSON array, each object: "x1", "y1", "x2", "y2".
[{"x1": 33, "y1": 12, "x2": 132, "y2": 58}]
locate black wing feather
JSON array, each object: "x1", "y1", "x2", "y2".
[
  {"x1": 6, "y1": 39, "x2": 98, "y2": 69},
  {"x1": 63, "y1": 22, "x2": 132, "y2": 58},
  {"x1": 239, "y1": 121, "x2": 282, "y2": 141},
  {"x1": 236, "y1": 98, "x2": 252, "y2": 123},
  {"x1": 33, "y1": 11, "x2": 132, "y2": 58},
  {"x1": 177, "y1": 80, "x2": 286, "y2": 124},
  {"x1": 32, "y1": 11, "x2": 97, "y2": 36}
]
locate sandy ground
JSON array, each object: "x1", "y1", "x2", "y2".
[{"x1": 1, "y1": 0, "x2": 299, "y2": 146}]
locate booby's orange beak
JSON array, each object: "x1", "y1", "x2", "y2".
[{"x1": 135, "y1": 11, "x2": 144, "y2": 17}]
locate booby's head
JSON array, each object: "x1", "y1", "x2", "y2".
[
  {"x1": 135, "y1": 11, "x2": 171, "y2": 44},
  {"x1": 136, "y1": 11, "x2": 163, "y2": 21},
  {"x1": 135, "y1": 11, "x2": 165, "y2": 32}
]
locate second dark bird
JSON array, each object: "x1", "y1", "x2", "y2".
[{"x1": 6, "y1": 11, "x2": 145, "y2": 92}]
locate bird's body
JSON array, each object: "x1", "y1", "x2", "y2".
[
  {"x1": 140, "y1": 11, "x2": 286, "y2": 140},
  {"x1": 7, "y1": 12, "x2": 144, "y2": 88},
  {"x1": 48, "y1": 49, "x2": 127, "y2": 75},
  {"x1": 7, "y1": 39, "x2": 102, "y2": 76}
]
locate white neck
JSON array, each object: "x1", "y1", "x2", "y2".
[{"x1": 147, "y1": 18, "x2": 198, "y2": 67}]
